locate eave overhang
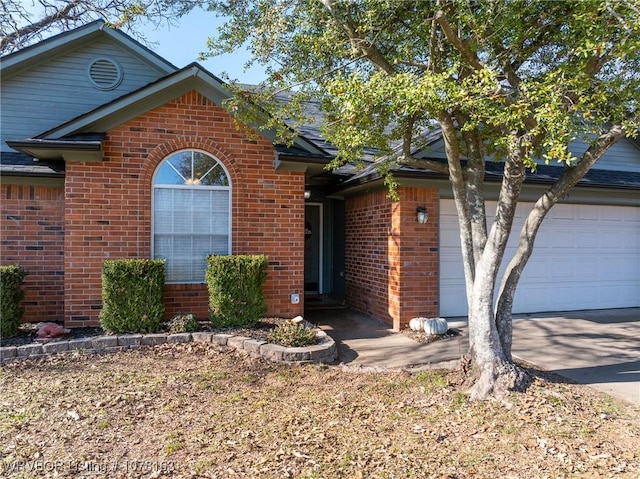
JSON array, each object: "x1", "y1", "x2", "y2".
[
  {"x1": 334, "y1": 161, "x2": 640, "y2": 200},
  {"x1": 6, "y1": 138, "x2": 103, "y2": 162},
  {"x1": 274, "y1": 146, "x2": 332, "y2": 173}
]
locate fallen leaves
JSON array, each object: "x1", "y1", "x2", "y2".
[
  {"x1": 66, "y1": 410, "x2": 80, "y2": 421},
  {"x1": 0, "y1": 343, "x2": 639, "y2": 478}
]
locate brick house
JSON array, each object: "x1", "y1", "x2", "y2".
[{"x1": 2, "y1": 22, "x2": 639, "y2": 331}]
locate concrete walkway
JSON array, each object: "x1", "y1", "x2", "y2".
[
  {"x1": 511, "y1": 308, "x2": 639, "y2": 406},
  {"x1": 307, "y1": 307, "x2": 639, "y2": 405},
  {"x1": 308, "y1": 308, "x2": 467, "y2": 370}
]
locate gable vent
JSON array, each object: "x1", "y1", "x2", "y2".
[{"x1": 87, "y1": 58, "x2": 123, "y2": 90}]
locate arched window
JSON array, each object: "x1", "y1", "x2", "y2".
[{"x1": 153, "y1": 150, "x2": 231, "y2": 283}]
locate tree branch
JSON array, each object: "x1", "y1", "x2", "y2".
[
  {"x1": 320, "y1": 0, "x2": 395, "y2": 75},
  {"x1": 1, "y1": 0, "x2": 193, "y2": 54},
  {"x1": 396, "y1": 60, "x2": 429, "y2": 70},
  {"x1": 585, "y1": 53, "x2": 610, "y2": 77},
  {"x1": 455, "y1": 113, "x2": 488, "y2": 265},
  {"x1": 494, "y1": 124, "x2": 627, "y2": 358},
  {"x1": 394, "y1": 116, "x2": 449, "y2": 174},
  {"x1": 439, "y1": 111, "x2": 476, "y2": 305},
  {"x1": 1, "y1": 0, "x2": 82, "y2": 52},
  {"x1": 434, "y1": 10, "x2": 484, "y2": 71},
  {"x1": 396, "y1": 155, "x2": 449, "y2": 174},
  {"x1": 266, "y1": 55, "x2": 366, "y2": 98}
]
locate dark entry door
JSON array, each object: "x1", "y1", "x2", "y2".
[{"x1": 304, "y1": 204, "x2": 322, "y2": 293}]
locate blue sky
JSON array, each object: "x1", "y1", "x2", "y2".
[
  {"x1": 141, "y1": 7, "x2": 268, "y2": 85},
  {"x1": 17, "y1": 3, "x2": 267, "y2": 83}
]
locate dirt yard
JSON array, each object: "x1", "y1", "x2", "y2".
[{"x1": 1, "y1": 342, "x2": 639, "y2": 478}]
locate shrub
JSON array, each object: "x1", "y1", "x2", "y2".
[
  {"x1": 167, "y1": 313, "x2": 200, "y2": 334},
  {"x1": 206, "y1": 255, "x2": 268, "y2": 328},
  {"x1": 0, "y1": 265, "x2": 28, "y2": 338},
  {"x1": 99, "y1": 259, "x2": 165, "y2": 334},
  {"x1": 268, "y1": 320, "x2": 318, "y2": 347}
]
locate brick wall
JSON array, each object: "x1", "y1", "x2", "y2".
[
  {"x1": 394, "y1": 187, "x2": 440, "y2": 327},
  {"x1": 344, "y1": 186, "x2": 439, "y2": 330},
  {"x1": 344, "y1": 190, "x2": 394, "y2": 324},
  {"x1": 63, "y1": 90, "x2": 305, "y2": 326},
  {"x1": 1, "y1": 184, "x2": 65, "y2": 322}
]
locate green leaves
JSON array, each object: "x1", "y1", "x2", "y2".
[
  {"x1": 0, "y1": 264, "x2": 28, "y2": 338},
  {"x1": 205, "y1": 0, "x2": 639, "y2": 173},
  {"x1": 99, "y1": 259, "x2": 166, "y2": 334},
  {"x1": 206, "y1": 255, "x2": 268, "y2": 328}
]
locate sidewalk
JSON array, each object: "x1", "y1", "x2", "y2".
[
  {"x1": 307, "y1": 308, "x2": 467, "y2": 370},
  {"x1": 308, "y1": 307, "x2": 639, "y2": 405}
]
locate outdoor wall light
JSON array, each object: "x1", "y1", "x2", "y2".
[
  {"x1": 416, "y1": 206, "x2": 429, "y2": 224},
  {"x1": 304, "y1": 190, "x2": 311, "y2": 200}
]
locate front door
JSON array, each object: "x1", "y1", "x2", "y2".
[{"x1": 304, "y1": 204, "x2": 322, "y2": 293}]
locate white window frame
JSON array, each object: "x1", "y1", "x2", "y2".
[{"x1": 151, "y1": 149, "x2": 232, "y2": 284}]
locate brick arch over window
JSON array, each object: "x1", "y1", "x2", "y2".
[
  {"x1": 141, "y1": 137, "x2": 243, "y2": 254},
  {"x1": 128, "y1": 129, "x2": 306, "y2": 322},
  {"x1": 130, "y1": 138, "x2": 242, "y2": 320},
  {"x1": 141, "y1": 137, "x2": 240, "y2": 187},
  {"x1": 137, "y1": 135, "x2": 245, "y2": 255}
]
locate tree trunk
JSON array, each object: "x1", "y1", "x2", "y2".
[
  {"x1": 467, "y1": 141, "x2": 530, "y2": 400},
  {"x1": 459, "y1": 122, "x2": 488, "y2": 268},
  {"x1": 494, "y1": 197, "x2": 551, "y2": 362},
  {"x1": 494, "y1": 125, "x2": 627, "y2": 362},
  {"x1": 438, "y1": 113, "x2": 477, "y2": 304}
]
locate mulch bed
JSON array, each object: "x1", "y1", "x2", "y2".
[
  {"x1": 1, "y1": 317, "x2": 288, "y2": 348},
  {"x1": 2, "y1": 319, "x2": 459, "y2": 348},
  {"x1": 400, "y1": 327, "x2": 461, "y2": 344}
]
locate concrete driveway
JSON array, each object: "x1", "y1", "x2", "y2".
[
  {"x1": 310, "y1": 307, "x2": 639, "y2": 405},
  {"x1": 511, "y1": 308, "x2": 640, "y2": 405}
]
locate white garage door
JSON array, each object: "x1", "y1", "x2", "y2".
[{"x1": 440, "y1": 200, "x2": 640, "y2": 317}]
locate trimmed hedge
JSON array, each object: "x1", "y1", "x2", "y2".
[
  {"x1": 206, "y1": 255, "x2": 268, "y2": 328},
  {"x1": 0, "y1": 265, "x2": 28, "y2": 338},
  {"x1": 99, "y1": 259, "x2": 165, "y2": 334}
]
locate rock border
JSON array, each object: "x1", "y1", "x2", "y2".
[{"x1": 0, "y1": 328, "x2": 337, "y2": 365}]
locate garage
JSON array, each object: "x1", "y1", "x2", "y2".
[{"x1": 439, "y1": 199, "x2": 640, "y2": 317}]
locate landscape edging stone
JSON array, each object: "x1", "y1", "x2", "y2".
[{"x1": 1, "y1": 327, "x2": 337, "y2": 365}]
